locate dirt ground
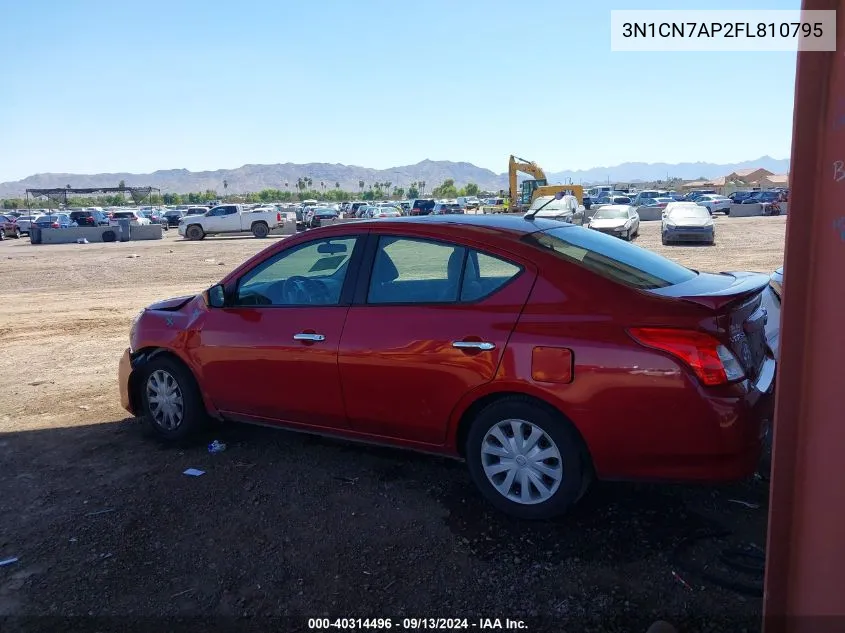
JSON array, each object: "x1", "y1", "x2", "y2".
[{"x1": 0, "y1": 215, "x2": 786, "y2": 632}]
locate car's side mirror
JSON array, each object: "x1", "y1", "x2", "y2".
[{"x1": 207, "y1": 284, "x2": 226, "y2": 308}]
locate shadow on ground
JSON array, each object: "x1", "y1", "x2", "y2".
[{"x1": 0, "y1": 417, "x2": 768, "y2": 632}]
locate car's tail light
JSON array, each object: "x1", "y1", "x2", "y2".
[
  {"x1": 51, "y1": 222, "x2": 59, "y2": 228},
  {"x1": 277, "y1": 212, "x2": 282, "y2": 222},
  {"x1": 627, "y1": 327, "x2": 745, "y2": 386}
]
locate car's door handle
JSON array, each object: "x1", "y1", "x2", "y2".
[
  {"x1": 293, "y1": 333, "x2": 325, "y2": 342},
  {"x1": 452, "y1": 341, "x2": 496, "y2": 351}
]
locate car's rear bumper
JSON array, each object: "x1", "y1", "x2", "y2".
[{"x1": 119, "y1": 348, "x2": 135, "y2": 415}]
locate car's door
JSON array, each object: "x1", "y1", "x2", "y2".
[
  {"x1": 192, "y1": 233, "x2": 366, "y2": 428},
  {"x1": 202, "y1": 207, "x2": 228, "y2": 231},
  {"x1": 337, "y1": 233, "x2": 536, "y2": 445}
]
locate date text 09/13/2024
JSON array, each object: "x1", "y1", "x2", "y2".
[{"x1": 308, "y1": 618, "x2": 528, "y2": 630}]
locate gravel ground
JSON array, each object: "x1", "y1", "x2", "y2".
[{"x1": 0, "y1": 215, "x2": 786, "y2": 632}]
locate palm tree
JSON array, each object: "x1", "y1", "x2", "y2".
[
  {"x1": 419, "y1": 180, "x2": 426, "y2": 194},
  {"x1": 306, "y1": 177, "x2": 313, "y2": 190},
  {"x1": 320, "y1": 181, "x2": 325, "y2": 193},
  {"x1": 223, "y1": 179, "x2": 228, "y2": 192},
  {"x1": 358, "y1": 180, "x2": 365, "y2": 194},
  {"x1": 335, "y1": 182, "x2": 340, "y2": 189},
  {"x1": 384, "y1": 181, "x2": 392, "y2": 198}
]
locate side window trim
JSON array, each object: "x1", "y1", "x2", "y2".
[{"x1": 227, "y1": 232, "x2": 368, "y2": 308}]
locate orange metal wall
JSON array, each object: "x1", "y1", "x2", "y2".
[{"x1": 763, "y1": 2, "x2": 845, "y2": 631}]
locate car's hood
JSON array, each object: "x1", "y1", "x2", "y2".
[
  {"x1": 666, "y1": 217, "x2": 713, "y2": 227},
  {"x1": 590, "y1": 218, "x2": 627, "y2": 228},
  {"x1": 146, "y1": 295, "x2": 197, "y2": 311}
]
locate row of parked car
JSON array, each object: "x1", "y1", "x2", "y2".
[
  {"x1": 585, "y1": 188, "x2": 787, "y2": 216},
  {"x1": 0, "y1": 206, "x2": 171, "y2": 239}
]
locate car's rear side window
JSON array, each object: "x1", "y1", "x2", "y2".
[{"x1": 527, "y1": 227, "x2": 696, "y2": 290}]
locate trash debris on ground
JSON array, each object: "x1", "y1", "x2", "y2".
[
  {"x1": 333, "y1": 476, "x2": 358, "y2": 484},
  {"x1": 671, "y1": 570, "x2": 694, "y2": 591},
  {"x1": 78, "y1": 405, "x2": 90, "y2": 410},
  {"x1": 208, "y1": 440, "x2": 227, "y2": 454},
  {"x1": 126, "y1": 254, "x2": 141, "y2": 258},
  {"x1": 0, "y1": 557, "x2": 19, "y2": 567},
  {"x1": 728, "y1": 499, "x2": 761, "y2": 509},
  {"x1": 217, "y1": 261, "x2": 225, "y2": 265},
  {"x1": 203, "y1": 258, "x2": 216, "y2": 263},
  {"x1": 76, "y1": 238, "x2": 89, "y2": 244},
  {"x1": 171, "y1": 588, "x2": 194, "y2": 599},
  {"x1": 183, "y1": 468, "x2": 205, "y2": 477},
  {"x1": 86, "y1": 508, "x2": 115, "y2": 517}
]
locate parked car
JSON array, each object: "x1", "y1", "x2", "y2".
[
  {"x1": 185, "y1": 207, "x2": 208, "y2": 217},
  {"x1": 456, "y1": 196, "x2": 481, "y2": 210},
  {"x1": 761, "y1": 266, "x2": 783, "y2": 361},
  {"x1": 741, "y1": 191, "x2": 780, "y2": 204},
  {"x1": 728, "y1": 191, "x2": 755, "y2": 204},
  {"x1": 587, "y1": 205, "x2": 640, "y2": 240},
  {"x1": 0, "y1": 214, "x2": 19, "y2": 239},
  {"x1": 306, "y1": 207, "x2": 339, "y2": 228},
  {"x1": 179, "y1": 204, "x2": 284, "y2": 239},
  {"x1": 524, "y1": 195, "x2": 579, "y2": 223},
  {"x1": 164, "y1": 209, "x2": 186, "y2": 227},
  {"x1": 629, "y1": 191, "x2": 667, "y2": 207},
  {"x1": 119, "y1": 215, "x2": 775, "y2": 520},
  {"x1": 661, "y1": 203, "x2": 715, "y2": 245},
  {"x1": 683, "y1": 190, "x2": 717, "y2": 202},
  {"x1": 369, "y1": 207, "x2": 402, "y2": 219},
  {"x1": 432, "y1": 202, "x2": 464, "y2": 215},
  {"x1": 140, "y1": 209, "x2": 169, "y2": 228},
  {"x1": 9, "y1": 214, "x2": 37, "y2": 236},
  {"x1": 110, "y1": 210, "x2": 152, "y2": 227},
  {"x1": 409, "y1": 199, "x2": 436, "y2": 216},
  {"x1": 69, "y1": 209, "x2": 110, "y2": 227},
  {"x1": 639, "y1": 197, "x2": 676, "y2": 210},
  {"x1": 695, "y1": 194, "x2": 733, "y2": 215},
  {"x1": 591, "y1": 194, "x2": 631, "y2": 210},
  {"x1": 34, "y1": 213, "x2": 76, "y2": 229}
]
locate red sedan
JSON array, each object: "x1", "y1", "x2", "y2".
[{"x1": 119, "y1": 215, "x2": 775, "y2": 519}]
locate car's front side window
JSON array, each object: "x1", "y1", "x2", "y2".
[{"x1": 235, "y1": 236, "x2": 358, "y2": 307}]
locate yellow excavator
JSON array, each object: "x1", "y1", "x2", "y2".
[{"x1": 508, "y1": 155, "x2": 583, "y2": 212}]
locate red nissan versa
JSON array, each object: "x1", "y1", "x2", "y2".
[{"x1": 119, "y1": 215, "x2": 776, "y2": 519}]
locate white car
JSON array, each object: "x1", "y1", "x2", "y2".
[
  {"x1": 179, "y1": 203, "x2": 284, "y2": 239},
  {"x1": 587, "y1": 204, "x2": 640, "y2": 240},
  {"x1": 110, "y1": 210, "x2": 152, "y2": 226},
  {"x1": 696, "y1": 194, "x2": 732, "y2": 215}
]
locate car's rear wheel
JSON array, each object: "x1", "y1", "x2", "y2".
[
  {"x1": 251, "y1": 221, "x2": 269, "y2": 238},
  {"x1": 185, "y1": 224, "x2": 204, "y2": 241},
  {"x1": 139, "y1": 356, "x2": 206, "y2": 442},
  {"x1": 465, "y1": 398, "x2": 587, "y2": 520},
  {"x1": 13, "y1": 227, "x2": 21, "y2": 238}
]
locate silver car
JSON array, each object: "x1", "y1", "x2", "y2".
[
  {"x1": 587, "y1": 205, "x2": 640, "y2": 240},
  {"x1": 661, "y1": 203, "x2": 715, "y2": 245}
]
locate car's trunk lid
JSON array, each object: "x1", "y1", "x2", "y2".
[{"x1": 648, "y1": 271, "x2": 771, "y2": 379}]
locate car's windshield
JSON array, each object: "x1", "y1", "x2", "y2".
[
  {"x1": 669, "y1": 207, "x2": 710, "y2": 219},
  {"x1": 592, "y1": 208, "x2": 629, "y2": 220},
  {"x1": 527, "y1": 226, "x2": 696, "y2": 290}
]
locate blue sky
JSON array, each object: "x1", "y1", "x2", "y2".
[{"x1": 0, "y1": 0, "x2": 799, "y2": 181}]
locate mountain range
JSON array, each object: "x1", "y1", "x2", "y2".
[{"x1": 0, "y1": 156, "x2": 790, "y2": 198}]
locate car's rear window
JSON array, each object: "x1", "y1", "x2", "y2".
[
  {"x1": 112, "y1": 212, "x2": 134, "y2": 218},
  {"x1": 526, "y1": 226, "x2": 697, "y2": 290}
]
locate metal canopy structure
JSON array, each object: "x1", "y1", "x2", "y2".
[{"x1": 25, "y1": 186, "x2": 161, "y2": 207}]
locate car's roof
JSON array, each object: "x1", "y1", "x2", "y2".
[
  {"x1": 344, "y1": 213, "x2": 567, "y2": 236},
  {"x1": 593, "y1": 204, "x2": 632, "y2": 212}
]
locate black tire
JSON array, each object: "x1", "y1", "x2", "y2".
[
  {"x1": 661, "y1": 234, "x2": 668, "y2": 245},
  {"x1": 724, "y1": 208, "x2": 730, "y2": 216},
  {"x1": 186, "y1": 224, "x2": 204, "y2": 241},
  {"x1": 102, "y1": 230, "x2": 117, "y2": 242},
  {"x1": 251, "y1": 221, "x2": 269, "y2": 238},
  {"x1": 465, "y1": 397, "x2": 588, "y2": 520},
  {"x1": 13, "y1": 227, "x2": 21, "y2": 239},
  {"x1": 138, "y1": 355, "x2": 206, "y2": 442}
]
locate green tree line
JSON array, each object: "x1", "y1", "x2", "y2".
[{"x1": 1, "y1": 179, "x2": 484, "y2": 210}]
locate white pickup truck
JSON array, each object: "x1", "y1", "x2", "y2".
[{"x1": 178, "y1": 204, "x2": 284, "y2": 240}]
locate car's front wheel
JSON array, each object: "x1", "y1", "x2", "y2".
[
  {"x1": 185, "y1": 224, "x2": 204, "y2": 240},
  {"x1": 139, "y1": 356, "x2": 206, "y2": 442},
  {"x1": 465, "y1": 398, "x2": 588, "y2": 520}
]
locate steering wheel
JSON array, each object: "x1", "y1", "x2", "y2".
[{"x1": 281, "y1": 276, "x2": 331, "y2": 304}]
